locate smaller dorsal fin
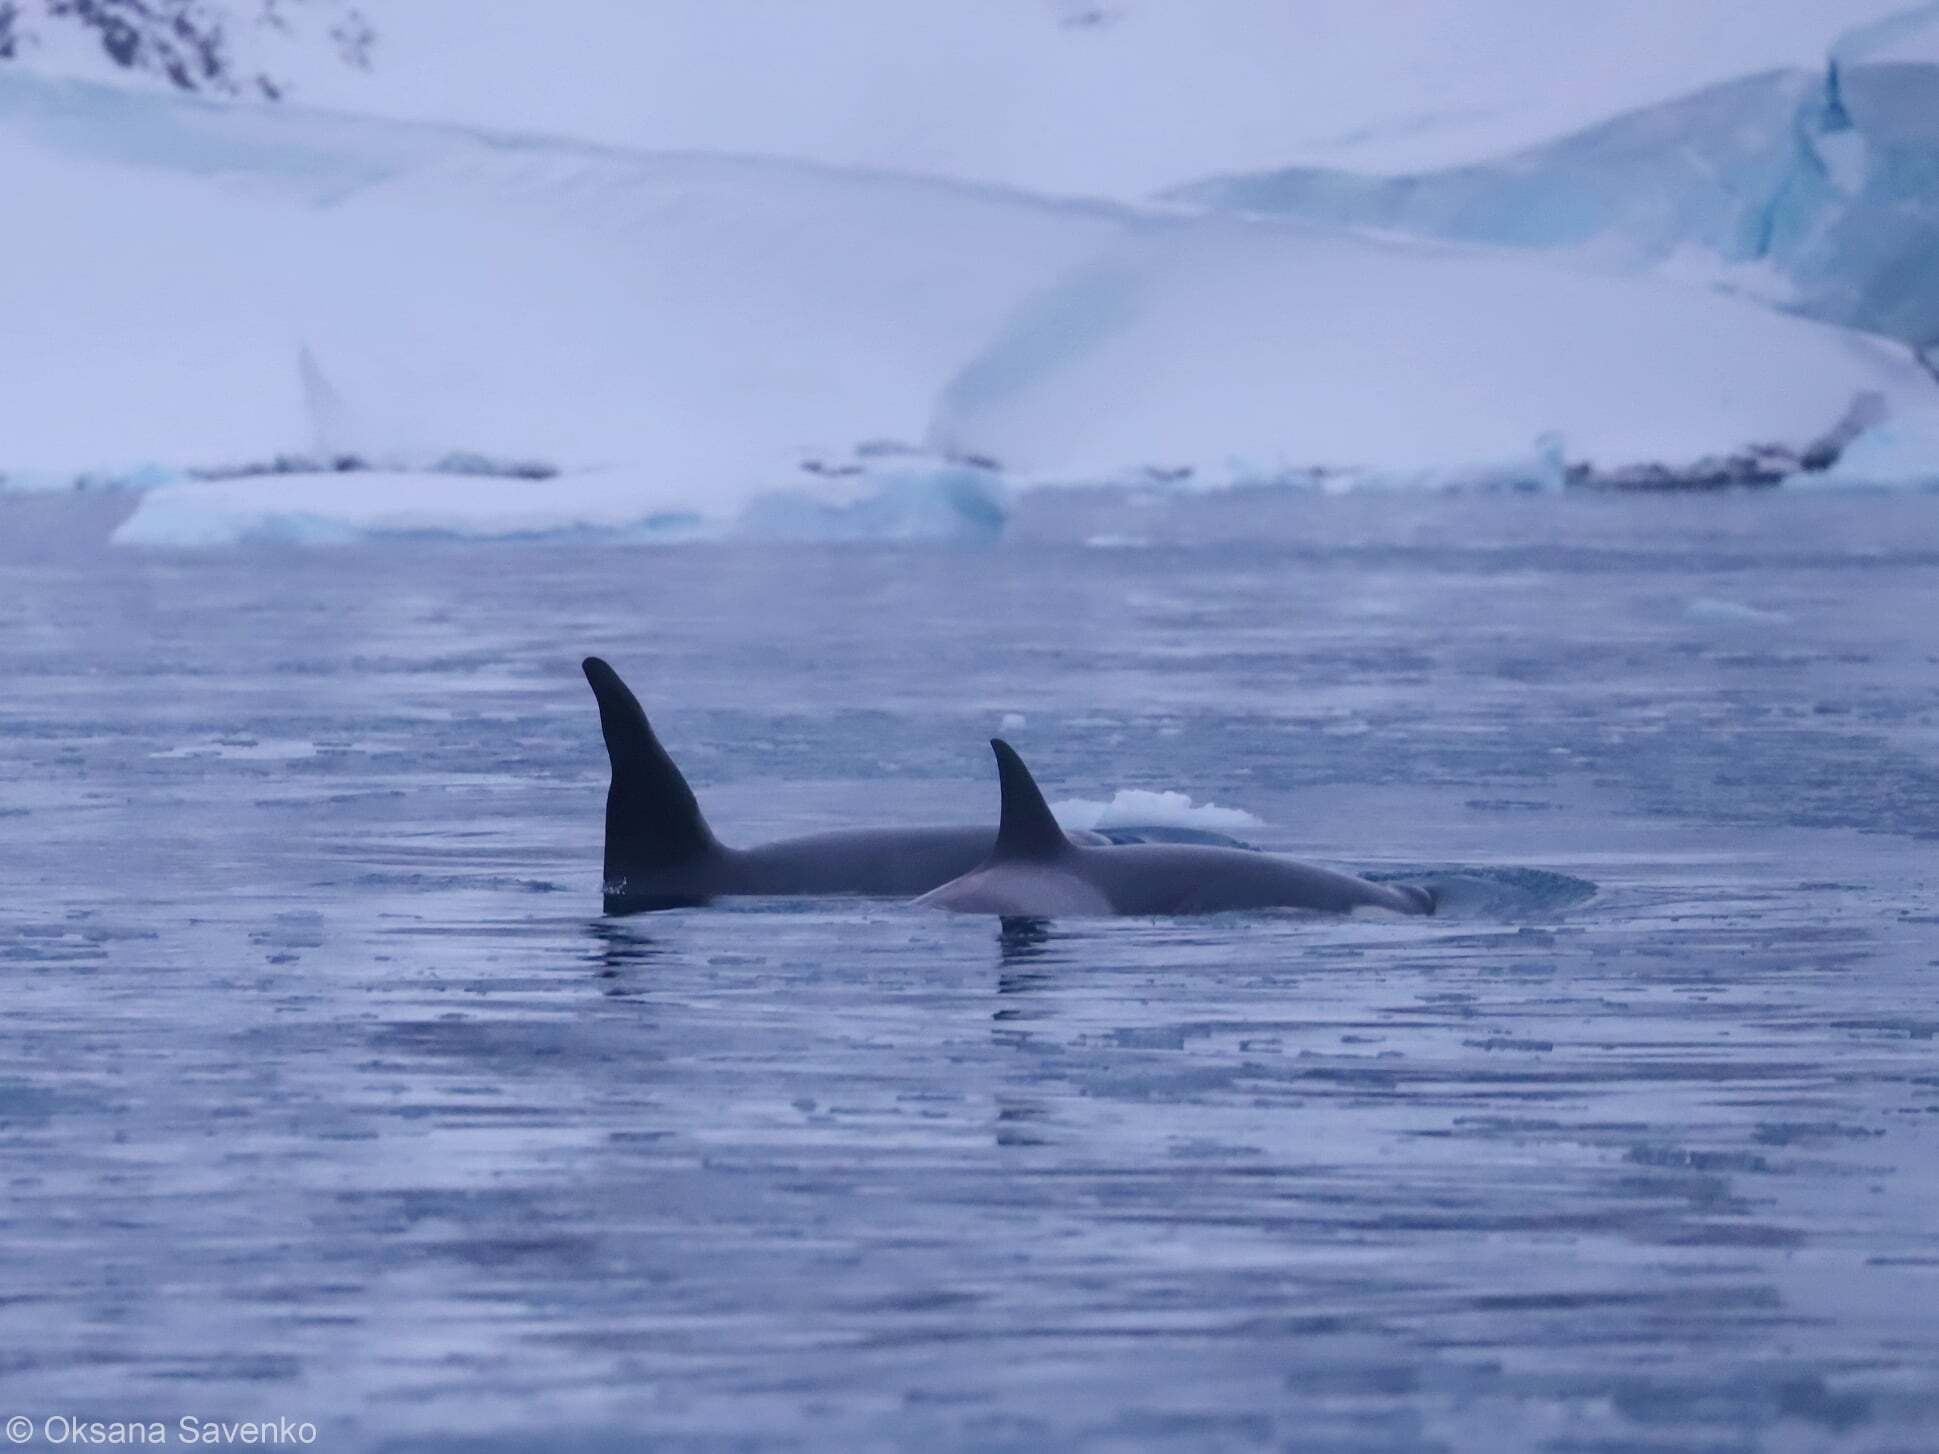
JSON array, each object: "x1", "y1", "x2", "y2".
[{"x1": 990, "y1": 739, "x2": 1070, "y2": 861}]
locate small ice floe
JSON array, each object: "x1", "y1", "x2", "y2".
[
  {"x1": 1052, "y1": 787, "x2": 1264, "y2": 833},
  {"x1": 999, "y1": 713, "x2": 1028, "y2": 731},
  {"x1": 1684, "y1": 596, "x2": 1792, "y2": 626},
  {"x1": 151, "y1": 737, "x2": 320, "y2": 760},
  {"x1": 110, "y1": 457, "x2": 1009, "y2": 547}
]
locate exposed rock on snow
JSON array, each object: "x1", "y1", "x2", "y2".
[{"x1": 0, "y1": 0, "x2": 371, "y2": 100}]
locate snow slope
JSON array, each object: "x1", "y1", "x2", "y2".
[
  {"x1": 930, "y1": 218, "x2": 1939, "y2": 487},
  {"x1": 0, "y1": 67, "x2": 1122, "y2": 530},
  {"x1": 257, "y1": 0, "x2": 1916, "y2": 204},
  {"x1": 1835, "y1": 1, "x2": 1939, "y2": 65}
]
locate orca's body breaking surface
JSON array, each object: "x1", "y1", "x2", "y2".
[
  {"x1": 584, "y1": 658, "x2": 1111, "y2": 914},
  {"x1": 917, "y1": 740, "x2": 1435, "y2": 919}
]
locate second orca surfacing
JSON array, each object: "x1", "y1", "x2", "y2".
[{"x1": 917, "y1": 740, "x2": 1435, "y2": 919}]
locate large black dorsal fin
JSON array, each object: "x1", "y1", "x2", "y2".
[
  {"x1": 990, "y1": 739, "x2": 1070, "y2": 862},
  {"x1": 583, "y1": 657, "x2": 719, "y2": 886}
]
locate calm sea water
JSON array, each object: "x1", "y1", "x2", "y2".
[{"x1": 2, "y1": 490, "x2": 1937, "y2": 1452}]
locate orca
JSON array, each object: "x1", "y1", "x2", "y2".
[
  {"x1": 916, "y1": 740, "x2": 1435, "y2": 918},
  {"x1": 583, "y1": 658, "x2": 1118, "y2": 914}
]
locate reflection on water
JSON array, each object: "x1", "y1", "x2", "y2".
[
  {"x1": 587, "y1": 917, "x2": 663, "y2": 994},
  {"x1": 998, "y1": 914, "x2": 1058, "y2": 961},
  {"x1": 994, "y1": 918, "x2": 1063, "y2": 1147}
]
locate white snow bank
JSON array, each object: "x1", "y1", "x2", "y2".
[
  {"x1": 276, "y1": 0, "x2": 1914, "y2": 201},
  {"x1": 0, "y1": 68, "x2": 1121, "y2": 501},
  {"x1": 110, "y1": 461, "x2": 1009, "y2": 547},
  {"x1": 930, "y1": 218, "x2": 1939, "y2": 486},
  {"x1": 1052, "y1": 789, "x2": 1264, "y2": 834}
]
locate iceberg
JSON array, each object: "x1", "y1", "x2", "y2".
[
  {"x1": 1052, "y1": 789, "x2": 1264, "y2": 835},
  {"x1": 110, "y1": 458, "x2": 1011, "y2": 547}
]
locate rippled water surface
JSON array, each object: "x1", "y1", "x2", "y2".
[{"x1": 3, "y1": 492, "x2": 1938, "y2": 1452}]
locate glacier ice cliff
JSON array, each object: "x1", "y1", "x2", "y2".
[{"x1": 1171, "y1": 38, "x2": 1939, "y2": 352}]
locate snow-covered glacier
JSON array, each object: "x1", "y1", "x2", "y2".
[
  {"x1": 1171, "y1": 10, "x2": 1939, "y2": 355},
  {"x1": 5, "y1": 47, "x2": 1937, "y2": 546}
]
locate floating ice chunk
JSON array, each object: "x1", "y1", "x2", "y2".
[
  {"x1": 151, "y1": 738, "x2": 321, "y2": 760},
  {"x1": 1053, "y1": 789, "x2": 1265, "y2": 833},
  {"x1": 737, "y1": 465, "x2": 1006, "y2": 543},
  {"x1": 110, "y1": 470, "x2": 703, "y2": 547},
  {"x1": 1000, "y1": 713, "x2": 1028, "y2": 731},
  {"x1": 1684, "y1": 597, "x2": 1793, "y2": 626},
  {"x1": 110, "y1": 462, "x2": 1008, "y2": 547}
]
